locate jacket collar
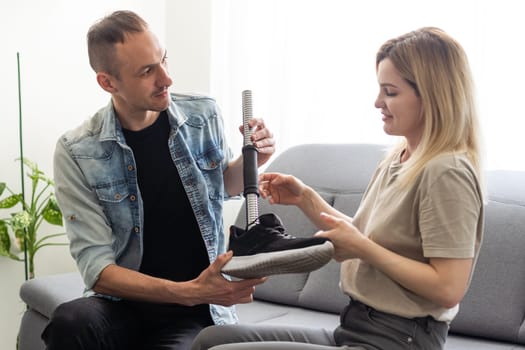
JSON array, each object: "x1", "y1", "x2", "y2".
[{"x1": 98, "y1": 95, "x2": 188, "y2": 142}]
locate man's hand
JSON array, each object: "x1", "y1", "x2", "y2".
[
  {"x1": 184, "y1": 251, "x2": 267, "y2": 306},
  {"x1": 225, "y1": 118, "x2": 276, "y2": 196},
  {"x1": 239, "y1": 118, "x2": 275, "y2": 167}
]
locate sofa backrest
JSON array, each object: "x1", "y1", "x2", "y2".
[
  {"x1": 449, "y1": 170, "x2": 525, "y2": 344},
  {"x1": 234, "y1": 143, "x2": 525, "y2": 345}
]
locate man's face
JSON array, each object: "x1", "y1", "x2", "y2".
[{"x1": 110, "y1": 30, "x2": 173, "y2": 116}]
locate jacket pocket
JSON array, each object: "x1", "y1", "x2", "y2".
[
  {"x1": 195, "y1": 147, "x2": 225, "y2": 200},
  {"x1": 94, "y1": 179, "x2": 130, "y2": 203},
  {"x1": 93, "y1": 180, "x2": 134, "y2": 253}
]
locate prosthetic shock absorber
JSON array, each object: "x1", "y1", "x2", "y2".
[{"x1": 242, "y1": 90, "x2": 259, "y2": 229}]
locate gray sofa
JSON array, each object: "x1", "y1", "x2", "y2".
[{"x1": 18, "y1": 144, "x2": 525, "y2": 350}]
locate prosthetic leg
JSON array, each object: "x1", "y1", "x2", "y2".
[{"x1": 221, "y1": 90, "x2": 334, "y2": 279}]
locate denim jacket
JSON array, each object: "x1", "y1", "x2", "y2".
[{"x1": 53, "y1": 93, "x2": 237, "y2": 325}]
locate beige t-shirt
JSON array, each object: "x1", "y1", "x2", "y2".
[{"x1": 340, "y1": 152, "x2": 484, "y2": 323}]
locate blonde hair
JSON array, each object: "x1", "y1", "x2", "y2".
[{"x1": 376, "y1": 27, "x2": 483, "y2": 187}]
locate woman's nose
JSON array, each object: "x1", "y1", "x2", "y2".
[{"x1": 374, "y1": 95, "x2": 383, "y2": 109}]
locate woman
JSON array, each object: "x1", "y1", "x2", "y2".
[{"x1": 192, "y1": 27, "x2": 484, "y2": 350}]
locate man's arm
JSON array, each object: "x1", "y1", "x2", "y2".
[
  {"x1": 223, "y1": 156, "x2": 244, "y2": 196},
  {"x1": 94, "y1": 252, "x2": 265, "y2": 306}
]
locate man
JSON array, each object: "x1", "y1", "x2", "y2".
[{"x1": 43, "y1": 10, "x2": 273, "y2": 349}]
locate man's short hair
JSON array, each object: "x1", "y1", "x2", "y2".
[{"x1": 87, "y1": 10, "x2": 148, "y2": 77}]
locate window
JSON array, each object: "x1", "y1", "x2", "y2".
[{"x1": 211, "y1": 0, "x2": 525, "y2": 171}]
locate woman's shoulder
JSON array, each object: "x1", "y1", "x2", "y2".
[
  {"x1": 427, "y1": 151, "x2": 473, "y2": 167},
  {"x1": 420, "y1": 152, "x2": 479, "y2": 188}
]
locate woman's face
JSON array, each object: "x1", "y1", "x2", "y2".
[{"x1": 374, "y1": 58, "x2": 424, "y2": 147}]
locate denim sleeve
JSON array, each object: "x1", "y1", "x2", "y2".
[
  {"x1": 53, "y1": 138, "x2": 116, "y2": 290},
  {"x1": 215, "y1": 103, "x2": 238, "y2": 200},
  {"x1": 215, "y1": 102, "x2": 234, "y2": 169}
]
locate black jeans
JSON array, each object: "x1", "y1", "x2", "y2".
[{"x1": 42, "y1": 296, "x2": 213, "y2": 350}]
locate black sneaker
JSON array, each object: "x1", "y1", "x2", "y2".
[{"x1": 221, "y1": 213, "x2": 334, "y2": 279}]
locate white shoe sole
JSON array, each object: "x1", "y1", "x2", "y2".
[{"x1": 221, "y1": 241, "x2": 334, "y2": 279}]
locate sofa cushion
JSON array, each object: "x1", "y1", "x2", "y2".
[
  {"x1": 298, "y1": 259, "x2": 348, "y2": 313},
  {"x1": 450, "y1": 169, "x2": 525, "y2": 344},
  {"x1": 450, "y1": 199, "x2": 525, "y2": 344},
  {"x1": 446, "y1": 334, "x2": 525, "y2": 350},
  {"x1": 18, "y1": 310, "x2": 49, "y2": 350},
  {"x1": 486, "y1": 170, "x2": 525, "y2": 205}
]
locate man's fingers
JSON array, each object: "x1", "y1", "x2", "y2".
[
  {"x1": 248, "y1": 117, "x2": 265, "y2": 129},
  {"x1": 236, "y1": 295, "x2": 255, "y2": 304},
  {"x1": 241, "y1": 276, "x2": 267, "y2": 286},
  {"x1": 212, "y1": 251, "x2": 233, "y2": 270}
]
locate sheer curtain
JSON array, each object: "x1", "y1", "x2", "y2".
[{"x1": 210, "y1": 0, "x2": 524, "y2": 171}]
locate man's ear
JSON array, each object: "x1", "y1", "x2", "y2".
[{"x1": 96, "y1": 72, "x2": 117, "y2": 93}]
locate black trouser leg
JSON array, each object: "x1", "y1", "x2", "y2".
[{"x1": 42, "y1": 296, "x2": 140, "y2": 350}]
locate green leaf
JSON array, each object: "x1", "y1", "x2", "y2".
[
  {"x1": 0, "y1": 221, "x2": 11, "y2": 257},
  {"x1": 0, "y1": 194, "x2": 21, "y2": 209},
  {"x1": 0, "y1": 158, "x2": 66, "y2": 266},
  {"x1": 11, "y1": 211, "x2": 32, "y2": 230},
  {"x1": 0, "y1": 245, "x2": 11, "y2": 258},
  {"x1": 0, "y1": 221, "x2": 23, "y2": 260},
  {"x1": 21, "y1": 157, "x2": 37, "y2": 172},
  {"x1": 42, "y1": 198, "x2": 63, "y2": 226},
  {"x1": 38, "y1": 173, "x2": 54, "y2": 185},
  {"x1": 14, "y1": 228, "x2": 26, "y2": 247}
]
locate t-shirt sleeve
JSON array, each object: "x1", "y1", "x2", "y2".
[{"x1": 419, "y1": 164, "x2": 483, "y2": 258}]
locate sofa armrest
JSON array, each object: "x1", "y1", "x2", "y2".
[{"x1": 19, "y1": 272, "x2": 84, "y2": 318}]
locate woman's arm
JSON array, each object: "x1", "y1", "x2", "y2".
[
  {"x1": 315, "y1": 213, "x2": 473, "y2": 308},
  {"x1": 259, "y1": 172, "x2": 353, "y2": 230}
]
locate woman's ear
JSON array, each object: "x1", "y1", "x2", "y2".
[{"x1": 96, "y1": 72, "x2": 117, "y2": 93}]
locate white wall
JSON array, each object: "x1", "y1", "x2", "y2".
[
  {"x1": 166, "y1": 0, "x2": 212, "y2": 94},
  {"x1": 0, "y1": 1, "x2": 168, "y2": 349},
  {"x1": 165, "y1": 0, "x2": 245, "y2": 240}
]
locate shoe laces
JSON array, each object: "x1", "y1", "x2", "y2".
[{"x1": 246, "y1": 218, "x2": 292, "y2": 238}]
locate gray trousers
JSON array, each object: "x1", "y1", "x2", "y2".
[{"x1": 191, "y1": 300, "x2": 448, "y2": 350}]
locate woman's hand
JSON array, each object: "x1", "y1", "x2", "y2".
[
  {"x1": 259, "y1": 172, "x2": 307, "y2": 206},
  {"x1": 314, "y1": 212, "x2": 367, "y2": 261}
]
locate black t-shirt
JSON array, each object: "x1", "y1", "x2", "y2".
[{"x1": 122, "y1": 112, "x2": 210, "y2": 282}]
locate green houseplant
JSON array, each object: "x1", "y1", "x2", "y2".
[
  {"x1": 0, "y1": 158, "x2": 66, "y2": 279},
  {"x1": 0, "y1": 52, "x2": 67, "y2": 280}
]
